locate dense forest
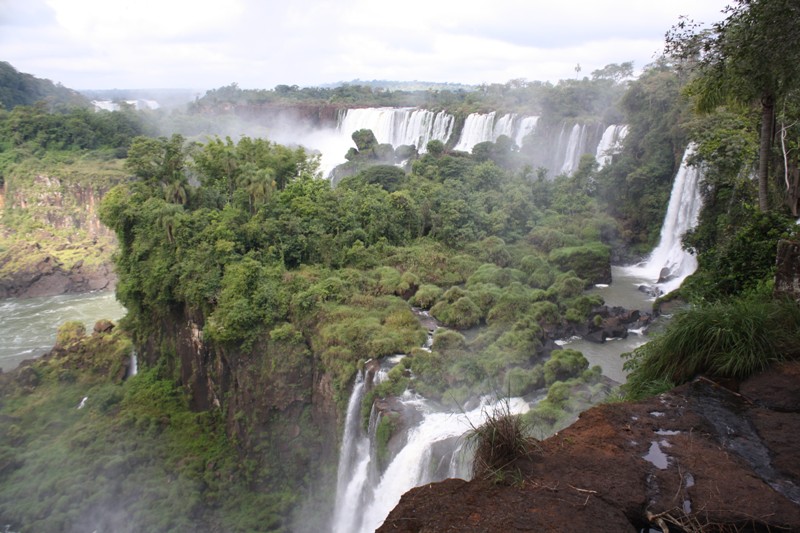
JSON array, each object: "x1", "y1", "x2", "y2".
[{"x1": 2, "y1": 0, "x2": 800, "y2": 530}]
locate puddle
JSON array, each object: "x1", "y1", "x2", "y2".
[
  {"x1": 655, "y1": 429, "x2": 680, "y2": 435},
  {"x1": 643, "y1": 441, "x2": 669, "y2": 469},
  {"x1": 649, "y1": 411, "x2": 665, "y2": 417}
]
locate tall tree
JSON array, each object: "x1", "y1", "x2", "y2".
[{"x1": 667, "y1": 0, "x2": 800, "y2": 211}]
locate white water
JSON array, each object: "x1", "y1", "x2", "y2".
[
  {"x1": 129, "y1": 351, "x2": 139, "y2": 377},
  {"x1": 595, "y1": 125, "x2": 628, "y2": 169},
  {"x1": 560, "y1": 123, "x2": 588, "y2": 175},
  {"x1": 0, "y1": 291, "x2": 126, "y2": 371},
  {"x1": 332, "y1": 387, "x2": 530, "y2": 533},
  {"x1": 453, "y1": 112, "x2": 540, "y2": 152},
  {"x1": 316, "y1": 107, "x2": 455, "y2": 177},
  {"x1": 331, "y1": 372, "x2": 370, "y2": 533},
  {"x1": 514, "y1": 116, "x2": 540, "y2": 148},
  {"x1": 624, "y1": 145, "x2": 704, "y2": 295}
]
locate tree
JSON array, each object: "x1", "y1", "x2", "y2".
[{"x1": 667, "y1": 0, "x2": 800, "y2": 212}]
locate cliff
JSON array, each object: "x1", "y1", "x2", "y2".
[
  {"x1": 379, "y1": 362, "x2": 800, "y2": 532},
  {"x1": 0, "y1": 166, "x2": 122, "y2": 299}
]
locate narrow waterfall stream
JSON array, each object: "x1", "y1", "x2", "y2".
[
  {"x1": 623, "y1": 144, "x2": 704, "y2": 295},
  {"x1": 329, "y1": 144, "x2": 704, "y2": 532}
]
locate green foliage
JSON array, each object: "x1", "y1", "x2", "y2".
[
  {"x1": 623, "y1": 295, "x2": 800, "y2": 400},
  {"x1": 548, "y1": 242, "x2": 611, "y2": 285},
  {"x1": 430, "y1": 296, "x2": 483, "y2": 329},
  {"x1": 55, "y1": 321, "x2": 87, "y2": 348},
  {"x1": 682, "y1": 208, "x2": 795, "y2": 301},
  {"x1": 409, "y1": 283, "x2": 444, "y2": 309},
  {"x1": 543, "y1": 349, "x2": 589, "y2": 385},
  {"x1": 0, "y1": 61, "x2": 90, "y2": 110}
]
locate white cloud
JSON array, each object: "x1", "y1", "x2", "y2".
[{"x1": 0, "y1": 0, "x2": 729, "y2": 90}]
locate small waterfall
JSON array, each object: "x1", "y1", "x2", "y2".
[
  {"x1": 454, "y1": 112, "x2": 497, "y2": 152},
  {"x1": 331, "y1": 372, "x2": 371, "y2": 533},
  {"x1": 454, "y1": 113, "x2": 539, "y2": 152},
  {"x1": 331, "y1": 367, "x2": 530, "y2": 533},
  {"x1": 595, "y1": 125, "x2": 628, "y2": 169},
  {"x1": 560, "y1": 123, "x2": 588, "y2": 175},
  {"x1": 128, "y1": 350, "x2": 138, "y2": 377},
  {"x1": 626, "y1": 145, "x2": 704, "y2": 295},
  {"x1": 492, "y1": 113, "x2": 516, "y2": 139},
  {"x1": 514, "y1": 116, "x2": 539, "y2": 148}
]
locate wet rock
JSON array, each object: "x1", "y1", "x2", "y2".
[{"x1": 637, "y1": 284, "x2": 661, "y2": 298}]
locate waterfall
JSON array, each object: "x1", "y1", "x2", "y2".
[
  {"x1": 560, "y1": 124, "x2": 588, "y2": 175},
  {"x1": 129, "y1": 350, "x2": 138, "y2": 377},
  {"x1": 337, "y1": 108, "x2": 454, "y2": 151},
  {"x1": 595, "y1": 125, "x2": 628, "y2": 169},
  {"x1": 453, "y1": 113, "x2": 540, "y2": 152},
  {"x1": 625, "y1": 145, "x2": 704, "y2": 295},
  {"x1": 454, "y1": 112, "x2": 497, "y2": 152},
  {"x1": 331, "y1": 372, "x2": 371, "y2": 533},
  {"x1": 331, "y1": 365, "x2": 530, "y2": 533},
  {"x1": 514, "y1": 116, "x2": 539, "y2": 148}
]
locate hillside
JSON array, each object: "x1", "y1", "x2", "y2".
[{"x1": 0, "y1": 62, "x2": 89, "y2": 110}]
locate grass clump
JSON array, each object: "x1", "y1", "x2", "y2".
[
  {"x1": 623, "y1": 295, "x2": 800, "y2": 400},
  {"x1": 467, "y1": 399, "x2": 538, "y2": 484}
]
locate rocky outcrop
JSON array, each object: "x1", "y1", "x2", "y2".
[
  {"x1": 138, "y1": 306, "x2": 340, "y2": 521},
  {"x1": 1, "y1": 173, "x2": 120, "y2": 299},
  {"x1": 379, "y1": 362, "x2": 800, "y2": 532},
  {"x1": 0, "y1": 244, "x2": 115, "y2": 299}
]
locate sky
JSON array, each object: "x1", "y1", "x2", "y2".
[{"x1": 0, "y1": 0, "x2": 730, "y2": 91}]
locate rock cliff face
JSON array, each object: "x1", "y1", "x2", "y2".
[
  {"x1": 379, "y1": 362, "x2": 800, "y2": 532},
  {"x1": 139, "y1": 306, "x2": 340, "y2": 523},
  {"x1": 0, "y1": 174, "x2": 119, "y2": 299}
]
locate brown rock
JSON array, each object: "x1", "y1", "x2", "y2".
[
  {"x1": 378, "y1": 365, "x2": 800, "y2": 533},
  {"x1": 93, "y1": 319, "x2": 115, "y2": 335}
]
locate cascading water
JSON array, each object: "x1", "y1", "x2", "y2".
[
  {"x1": 337, "y1": 108, "x2": 454, "y2": 151},
  {"x1": 624, "y1": 144, "x2": 704, "y2": 295},
  {"x1": 330, "y1": 351, "x2": 531, "y2": 533},
  {"x1": 453, "y1": 113, "x2": 540, "y2": 152},
  {"x1": 595, "y1": 125, "x2": 628, "y2": 169},
  {"x1": 331, "y1": 372, "x2": 371, "y2": 533},
  {"x1": 560, "y1": 124, "x2": 588, "y2": 175},
  {"x1": 514, "y1": 116, "x2": 539, "y2": 148},
  {"x1": 129, "y1": 350, "x2": 138, "y2": 377}
]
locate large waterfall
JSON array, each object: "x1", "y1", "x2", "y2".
[
  {"x1": 338, "y1": 108, "x2": 454, "y2": 151},
  {"x1": 625, "y1": 145, "x2": 704, "y2": 295},
  {"x1": 331, "y1": 359, "x2": 530, "y2": 533},
  {"x1": 321, "y1": 107, "x2": 625, "y2": 180}
]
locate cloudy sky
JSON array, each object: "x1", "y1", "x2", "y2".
[{"x1": 1, "y1": 0, "x2": 729, "y2": 91}]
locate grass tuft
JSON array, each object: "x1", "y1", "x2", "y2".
[
  {"x1": 623, "y1": 295, "x2": 800, "y2": 400},
  {"x1": 467, "y1": 398, "x2": 538, "y2": 484}
]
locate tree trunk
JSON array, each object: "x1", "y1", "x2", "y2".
[{"x1": 758, "y1": 94, "x2": 775, "y2": 212}]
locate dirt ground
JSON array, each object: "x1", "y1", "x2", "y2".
[{"x1": 379, "y1": 362, "x2": 800, "y2": 532}]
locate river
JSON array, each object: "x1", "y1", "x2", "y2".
[{"x1": 0, "y1": 291, "x2": 125, "y2": 372}]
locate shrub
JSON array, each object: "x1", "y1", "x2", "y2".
[
  {"x1": 56, "y1": 321, "x2": 86, "y2": 348},
  {"x1": 548, "y1": 242, "x2": 611, "y2": 285},
  {"x1": 409, "y1": 284, "x2": 443, "y2": 309},
  {"x1": 544, "y1": 349, "x2": 589, "y2": 385}
]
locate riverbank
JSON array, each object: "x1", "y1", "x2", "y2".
[{"x1": 379, "y1": 361, "x2": 800, "y2": 532}]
